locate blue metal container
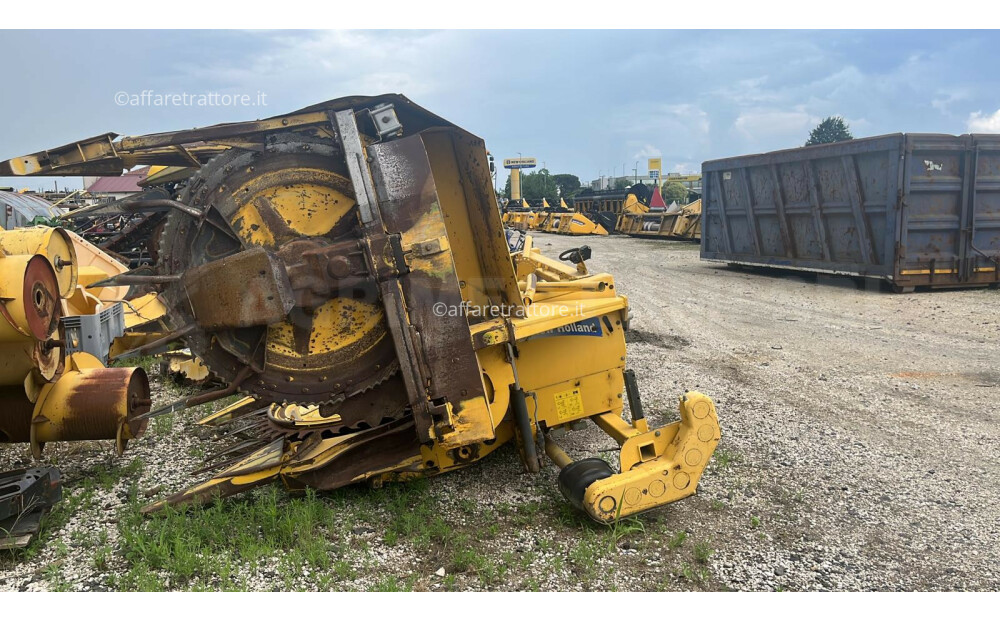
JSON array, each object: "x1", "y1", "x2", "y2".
[{"x1": 701, "y1": 134, "x2": 1000, "y2": 290}]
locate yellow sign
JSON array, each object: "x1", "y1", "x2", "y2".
[
  {"x1": 648, "y1": 157, "x2": 662, "y2": 173},
  {"x1": 554, "y1": 388, "x2": 585, "y2": 420}
]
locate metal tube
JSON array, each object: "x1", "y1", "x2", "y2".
[
  {"x1": 623, "y1": 369, "x2": 645, "y2": 421},
  {"x1": 506, "y1": 342, "x2": 539, "y2": 473},
  {"x1": 544, "y1": 435, "x2": 573, "y2": 469}
]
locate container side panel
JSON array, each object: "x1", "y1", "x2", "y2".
[
  {"x1": 701, "y1": 133, "x2": 907, "y2": 281},
  {"x1": 854, "y1": 151, "x2": 894, "y2": 266},
  {"x1": 971, "y1": 136, "x2": 1000, "y2": 280},
  {"x1": 779, "y1": 161, "x2": 824, "y2": 260},
  {"x1": 901, "y1": 138, "x2": 966, "y2": 277},
  {"x1": 748, "y1": 166, "x2": 785, "y2": 256},
  {"x1": 813, "y1": 157, "x2": 863, "y2": 264},
  {"x1": 719, "y1": 170, "x2": 755, "y2": 254}
]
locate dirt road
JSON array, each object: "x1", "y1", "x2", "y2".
[{"x1": 538, "y1": 231, "x2": 1000, "y2": 590}]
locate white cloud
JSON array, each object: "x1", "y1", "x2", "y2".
[
  {"x1": 173, "y1": 30, "x2": 462, "y2": 99},
  {"x1": 631, "y1": 144, "x2": 661, "y2": 159},
  {"x1": 931, "y1": 89, "x2": 971, "y2": 115},
  {"x1": 968, "y1": 109, "x2": 1000, "y2": 132},
  {"x1": 733, "y1": 109, "x2": 815, "y2": 142}
]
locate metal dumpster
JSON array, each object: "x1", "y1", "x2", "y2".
[{"x1": 701, "y1": 133, "x2": 1000, "y2": 290}]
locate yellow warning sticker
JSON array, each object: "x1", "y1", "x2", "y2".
[{"x1": 554, "y1": 388, "x2": 585, "y2": 420}]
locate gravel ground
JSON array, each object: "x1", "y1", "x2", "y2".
[{"x1": 2, "y1": 231, "x2": 997, "y2": 591}]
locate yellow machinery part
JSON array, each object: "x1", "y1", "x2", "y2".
[
  {"x1": 618, "y1": 199, "x2": 702, "y2": 241},
  {"x1": 61, "y1": 229, "x2": 130, "y2": 316},
  {"x1": 0, "y1": 253, "x2": 61, "y2": 343},
  {"x1": 160, "y1": 350, "x2": 212, "y2": 383},
  {"x1": 522, "y1": 211, "x2": 607, "y2": 236},
  {"x1": 548, "y1": 392, "x2": 720, "y2": 521},
  {"x1": 0, "y1": 226, "x2": 77, "y2": 298},
  {"x1": 0, "y1": 253, "x2": 63, "y2": 385},
  {"x1": 0, "y1": 352, "x2": 150, "y2": 457},
  {"x1": 2, "y1": 95, "x2": 720, "y2": 522},
  {"x1": 27, "y1": 352, "x2": 150, "y2": 457}
]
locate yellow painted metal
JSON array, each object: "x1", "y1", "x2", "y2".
[
  {"x1": 579, "y1": 392, "x2": 720, "y2": 521},
  {"x1": 0, "y1": 226, "x2": 77, "y2": 297},
  {"x1": 510, "y1": 169, "x2": 522, "y2": 201},
  {"x1": 198, "y1": 395, "x2": 259, "y2": 427},
  {"x1": 0, "y1": 254, "x2": 56, "y2": 343},
  {"x1": 512, "y1": 210, "x2": 608, "y2": 236},
  {"x1": 21, "y1": 97, "x2": 720, "y2": 522},
  {"x1": 161, "y1": 351, "x2": 212, "y2": 383},
  {"x1": 0, "y1": 230, "x2": 151, "y2": 457},
  {"x1": 0, "y1": 352, "x2": 151, "y2": 456},
  {"x1": 618, "y1": 199, "x2": 702, "y2": 241}
]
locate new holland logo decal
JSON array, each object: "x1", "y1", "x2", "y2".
[{"x1": 535, "y1": 316, "x2": 603, "y2": 338}]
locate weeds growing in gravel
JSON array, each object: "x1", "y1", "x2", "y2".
[
  {"x1": 694, "y1": 541, "x2": 714, "y2": 563},
  {"x1": 115, "y1": 486, "x2": 337, "y2": 590},
  {"x1": 669, "y1": 530, "x2": 688, "y2": 549}
]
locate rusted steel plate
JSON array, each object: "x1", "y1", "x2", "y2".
[
  {"x1": 368, "y1": 133, "x2": 489, "y2": 438},
  {"x1": 181, "y1": 247, "x2": 294, "y2": 330}
]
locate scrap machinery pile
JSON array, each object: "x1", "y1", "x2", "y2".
[
  {"x1": 0, "y1": 95, "x2": 720, "y2": 521},
  {"x1": 502, "y1": 198, "x2": 610, "y2": 236},
  {"x1": 0, "y1": 225, "x2": 152, "y2": 547}
]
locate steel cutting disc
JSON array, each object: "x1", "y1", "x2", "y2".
[{"x1": 157, "y1": 134, "x2": 397, "y2": 405}]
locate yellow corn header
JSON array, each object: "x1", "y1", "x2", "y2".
[{"x1": 0, "y1": 94, "x2": 719, "y2": 523}]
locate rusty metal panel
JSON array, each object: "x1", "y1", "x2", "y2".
[
  {"x1": 367, "y1": 133, "x2": 492, "y2": 440},
  {"x1": 702, "y1": 133, "x2": 1000, "y2": 288}
]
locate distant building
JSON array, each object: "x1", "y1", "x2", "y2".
[
  {"x1": 589, "y1": 172, "x2": 701, "y2": 193},
  {"x1": 0, "y1": 190, "x2": 65, "y2": 228},
  {"x1": 84, "y1": 166, "x2": 150, "y2": 203}
]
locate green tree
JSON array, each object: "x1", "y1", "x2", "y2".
[
  {"x1": 551, "y1": 173, "x2": 581, "y2": 198},
  {"x1": 662, "y1": 182, "x2": 689, "y2": 205},
  {"x1": 503, "y1": 175, "x2": 511, "y2": 199},
  {"x1": 805, "y1": 116, "x2": 854, "y2": 146},
  {"x1": 521, "y1": 169, "x2": 558, "y2": 202},
  {"x1": 613, "y1": 177, "x2": 630, "y2": 190}
]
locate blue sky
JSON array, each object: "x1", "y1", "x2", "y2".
[{"x1": 2, "y1": 30, "x2": 998, "y2": 191}]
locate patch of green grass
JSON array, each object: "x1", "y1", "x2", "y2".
[
  {"x1": 112, "y1": 355, "x2": 159, "y2": 374},
  {"x1": 107, "y1": 562, "x2": 165, "y2": 591},
  {"x1": 679, "y1": 562, "x2": 711, "y2": 583},
  {"x1": 693, "y1": 541, "x2": 714, "y2": 564},
  {"x1": 569, "y1": 534, "x2": 603, "y2": 579},
  {"x1": 750, "y1": 515, "x2": 761, "y2": 529},
  {"x1": 367, "y1": 480, "x2": 451, "y2": 548},
  {"x1": 668, "y1": 530, "x2": 687, "y2": 549},
  {"x1": 93, "y1": 544, "x2": 112, "y2": 572},
  {"x1": 115, "y1": 486, "x2": 338, "y2": 590},
  {"x1": 370, "y1": 575, "x2": 414, "y2": 592},
  {"x1": 513, "y1": 500, "x2": 544, "y2": 527},
  {"x1": 152, "y1": 413, "x2": 175, "y2": 437},
  {"x1": 91, "y1": 457, "x2": 144, "y2": 490},
  {"x1": 41, "y1": 561, "x2": 71, "y2": 591},
  {"x1": 608, "y1": 515, "x2": 644, "y2": 551},
  {"x1": 712, "y1": 448, "x2": 743, "y2": 470}
]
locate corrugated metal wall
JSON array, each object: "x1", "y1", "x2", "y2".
[{"x1": 701, "y1": 133, "x2": 1000, "y2": 289}]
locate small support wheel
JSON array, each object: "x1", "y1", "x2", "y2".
[{"x1": 557, "y1": 457, "x2": 614, "y2": 511}]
